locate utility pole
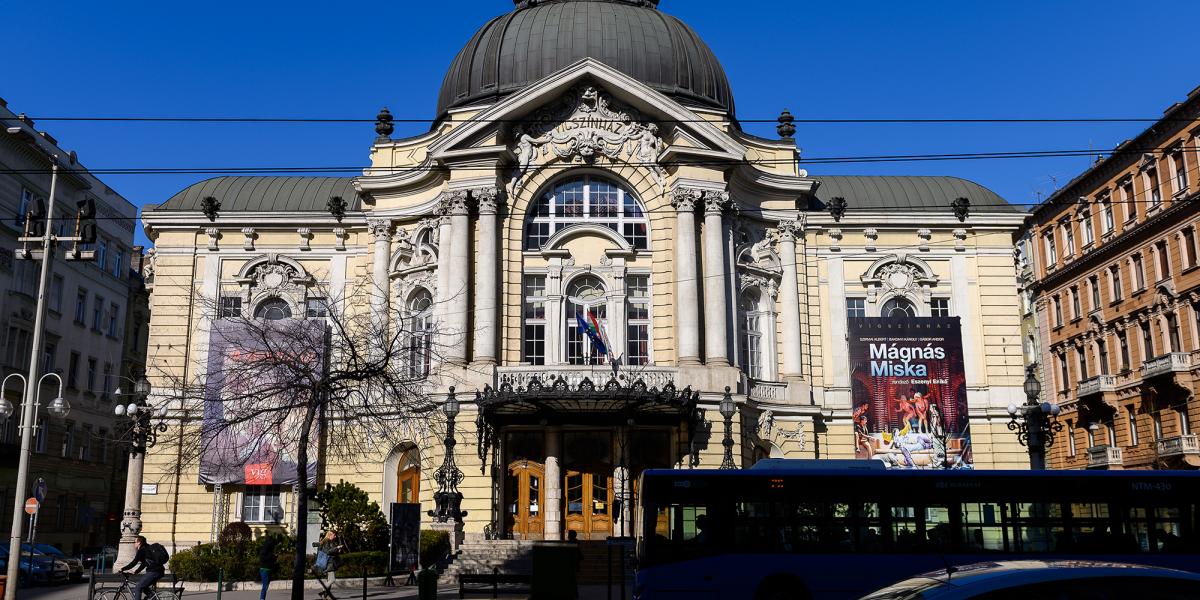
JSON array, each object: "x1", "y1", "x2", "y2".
[{"x1": 4, "y1": 126, "x2": 95, "y2": 600}]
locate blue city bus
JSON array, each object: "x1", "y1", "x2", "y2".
[{"x1": 634, "y1": 462, "x2": 1200, "y2": 600}]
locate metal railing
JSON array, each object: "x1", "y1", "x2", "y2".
[{"x1": 494, "y1": 365, "x2": 678, "y2": 391}]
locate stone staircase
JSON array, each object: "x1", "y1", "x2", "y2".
[{"x1": 439, "y1": 539, "x2": 534, "y2": 583}]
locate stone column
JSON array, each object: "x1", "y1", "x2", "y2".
[
  {"x1": 544, "y1": 428, "x2": 563, "y2": 541},
  {"x1": 609, "y1": 266, "x2": 628, "y2": 362},
  {"x1": 115, "y1": 450, "x2": 145, "y2": 566},
  {"x1": 671, "y1": 189, "x2": 702, "y2": 365},
  {"x1": 367, "y1": 218, "x2": 392, "y2": 340},
  {"x1": 703, "y1": 191, "x2": 731, "y2": 365},
  {"x1": 436, "y1": 205, "x2": 454, "y2": 357},
  {"x1": 777, "y1": 219, "x2": 804, "y2": 378},
  {"x1": 474, "y1": 188, "x2": 500, "y2": 364},
  {"x1": 446, "y1": 190, "x2": 472, "y2": 364}
]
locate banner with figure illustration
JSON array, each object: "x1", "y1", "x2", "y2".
[
  {"x1": 849, "y1": 317, "x2": 971, "y2": 469},
  {"x1": 199, "y1": 319, "x2": 326, "y2": 485}
]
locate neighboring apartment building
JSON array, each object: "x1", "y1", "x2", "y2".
[
  {"x1": 0, "y1": 98, "x2": 142, "y2": 552},
  {"x1": 1026, "y1": 85, "x2": 1200, "y2": 470}
]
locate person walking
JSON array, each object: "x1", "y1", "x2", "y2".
[
  {"x1": 258, "y1": 534, "x2": 280, "y2": 600},
  {"x1": 316, "y1": 530, "x2": 344, "y2": 599},
  {"x1": 119, "y1": 536, "x2": 169, "y2": 600}
]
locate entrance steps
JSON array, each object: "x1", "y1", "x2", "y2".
[{"x1": 439, "y1": 539, "x2": 633, "y2": 586}]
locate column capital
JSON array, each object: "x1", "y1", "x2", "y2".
[
  {"x1": 703, "y1": 190, "x2": 732, "y2": 215},
  {"x1": 366, "y1": 218, "x2": 392, "y2": 239},
  {"x1": 444, "y1": 189, "x2": 472, "y2": 216},
  {"x1": 670, "y1": 187, "x2": 701, "y2": 212},
  {"x1": 776, "y1": 219, "x2": 802, "y2": 242},
  {"x1": 472, "y1": 187, "x2": 502, "y2": 215}
]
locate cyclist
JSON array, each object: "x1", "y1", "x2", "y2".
[{"x1": 119, "y1": 536, "x2": 167, "y2": 600}]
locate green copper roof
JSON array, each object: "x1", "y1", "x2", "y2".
[
  {"x1": 811, "y1": 175, "x2": 1017, "y2": 212},
  {"x1": 151, "y1": 176, "x2": 360, "y2": 213}
]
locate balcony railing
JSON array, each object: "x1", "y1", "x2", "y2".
[
  {"x1": 747, "y1": 380, "x2": 787, "y2": 403},
  {"x1": 1156, "y1": 434, "x2": 1200, "y2": 457},
  {"x1": 494, "y1": 364, "x2": 678, "y2": 391},
  {"x1": 1076, "y1": 375, "x2": 1116, "y2": 397},
  {"x1": 1141, "y1": 352, "x2": 1192, "y2": 379},
  {"x1": 1087, "y1": 445, "x2": 1124, "y2": 469}
]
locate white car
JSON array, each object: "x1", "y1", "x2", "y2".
[{"x1": 859, "y1": 560, "x2": 1200, "y2": 600}]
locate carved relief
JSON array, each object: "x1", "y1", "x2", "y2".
[
  {"x1": 206, "y1": 227, "x2": 220, "y2": 251},
  {"x1": 241, "y1": 227, "x2": 255, "y2": 251},
  {"x1": 509, "y1": 84, "x2": 665, "y2": 194},
  {"x1": 670, "y1": 187, "x2": 700, "y2": 212}
]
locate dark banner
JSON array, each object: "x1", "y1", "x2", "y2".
[
  {"x1": 849, "y1": 317, "x2": 971, "y2": 469},
  {"x1": 390, "y1": 503, "x2": 421, "y2": 574},
  {"x1": 199, "y1": 319, "x2": 326, "y2": 485}
]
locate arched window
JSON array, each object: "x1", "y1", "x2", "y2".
[
  {"x1": 880, "y1": 297, "x2": 917, "y2": 318},
  {"x1": 524, "y1": 176, "x2": 649, "y2": 251},
  {"x1": 407, "y1": 289, "x2": 434, "y2": 378},
  {"x1": 738, "y1": 290, "x2": 765, "y2": 379},
  {"x1": 565, "y1": 276, "x2": 607, "y2": 365},
  {"x1": 254, "y1": 297, "x2": 292, "y2": 320}
]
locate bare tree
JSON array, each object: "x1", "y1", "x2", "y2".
[{"x1": 150, "y1": 280, "x2": 460, "y2": 599}]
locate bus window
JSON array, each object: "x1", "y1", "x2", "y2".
[
  {"x1": 830, "y1": 503, "x2": 853, "y2": 551},
  {"x1": 1010, "y1": 502, "x2": 1066, "y2": 553},
  {"x1": 1129, "y1": 506, "x2": 1188, "y2": 553},
  {"x1": 1070, "y1": 502, "x2": 1117, "y2": 553},
  {"x1": 734, "y1": 501, "x2": 826, "y2": 554},
  {"x1": 655, "y1": 503, "x2": 716, "y2": 563},
  {"x1": 924, "y1": 506, "x2": 954, "y2": 552},
  {"x1": 856, "y1": 503, "x2": 884, "y2": 552},
  {"x1": 962, "y1": 502, "x2": 1006, "y2": 552},
  {"x1": 890, "y1": 506, "x2": 921, "y2": 551}
]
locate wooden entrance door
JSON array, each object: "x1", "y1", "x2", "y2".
[
  {"x1": 506, "y1": 460, "x2": 545, "y2": 540},
  {"x1": 564, "y1": 470, "x2": 613, "y2": 539}
]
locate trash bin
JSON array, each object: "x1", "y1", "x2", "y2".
[{"x1": 531, "y1": 542, "x2": 580, "y2": 600}]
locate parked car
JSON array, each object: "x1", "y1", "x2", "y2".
[
  {"x1": 29, "y1": 544, "x2": 84, "y2": 581},
  {"x1": 860, "y1": 560, "x2": 1200, "y2": 600},
  {"x1": 0, "y1": 544, "x2": 68, "y2": 584}
]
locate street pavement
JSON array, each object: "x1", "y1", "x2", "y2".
[{"x1": 13, "y1": 580, "x2": 634, "y2": 600}]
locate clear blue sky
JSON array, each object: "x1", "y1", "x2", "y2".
[{"x1": 3, "y1": 0, "x2": 1198, "y2": 248}]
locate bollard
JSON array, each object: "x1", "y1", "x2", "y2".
[
  {"x1": 361, "y1": 567, "x2": 367, "y2": 600},
  {"x1": 216, "y1": 568, "x2": 223, "y2": 600}
]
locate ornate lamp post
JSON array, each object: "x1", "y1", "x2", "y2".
[
  {"x1": 113, "y1": 376, "x2": 167, "y2": 566},
  {"x1": 719, "y1": 387, "x2": 737, "y2": 470},
  {"x1": 1007, "y1": 365, "x2": 1062, "y2": 470},
  {"x1": 429, "y1": 387, "x2": 466, "y2": 524}
]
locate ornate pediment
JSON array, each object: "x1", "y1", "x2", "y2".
[{"x1": 509, "y1": 83, "x2": 664, "y2": 194}]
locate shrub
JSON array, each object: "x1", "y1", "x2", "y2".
[
  {"x1": 219, "y1": 522, "x2": 253, "y2": 547},
  {"x1": 169, "y1": 533, "x2": 304, "y2": 582},
  {"x1": 314, "y1": 482, "x2": 388, "y2": 552},
  {"x1": 419, "y1": 530, "x2": 450, "y2": 569},
  {"x1": 338, "y1": 551, "x2": 388, "y2": 576}
]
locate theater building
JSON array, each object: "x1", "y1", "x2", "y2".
[{"x1": 138, "y1": 0, "x2": 1029, "y2": 551}]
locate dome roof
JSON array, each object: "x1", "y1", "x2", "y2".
[{"x1": 436, "y1": 0, "x2": 734, "y2": 120}]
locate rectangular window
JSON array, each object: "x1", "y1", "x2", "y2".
[
  {"x1": 92, "y1": 295, "x2": 105, "y2": 330},
  {"x1": 1089, "y1": 275, "x2": 1100, "y2": 311},
  {"x1": 1155, "y1": 240, "x2": 1171, "y2": 281},
  {"x1": 96, "y1": 240, "x2": 108, "y2": 273},
  {"x1": 33, "y1": 420, "x2": 47, "y2": 454},
  {"x1": 1122, "y1": 180, "x2": 1138, "y2": 222},
  {"x1": 1096, "y1": 340, "x2": 1109, "y2": 375},
  {"x1": 242, "y1": 486, "x2": 283, "y2": 524},
  {"x1": 930, "y1": 298, "x2": 950, "y2": 317},
  {"x1": 1076, "y1": 347, "x2": 1088, "y2": 380},
  {"x1": 1053, "y1": 296, "x2": 1064, "y2": 327},
  {"x1": 1141, "y1": 322, "x2": 1155, "y2": 361},
  {"x1": 81, "y1": 424, "x2": 93, "y2": 461},
  {"x1": 1109, "y1": 266, "x2": 1123, "y2": 302},
  {"x1": 1172, "y1": 150, "x2": 1188, "y2": 195},
  {"x1": 1106, "y1": 418, "x2": 1117, "y2": 447},
  {"x1": 1044, "y1": 231, "x2": 1057, "y2": 266},
  {"x1": 847, "y1": 298, "x2": 866, "y2": 319},
  {"x1": 1080, "y1": 209, "x2": 1094, "y2": 247},
  {"x1": 305, "y1": 297, "x2": 329, "y2": 318},
  {"x1": 49, "y1": 275, "x2": 64, "y2": 313},
  {"x1": 1086, "y1": 424, "x2": 1096, "y2": 448},
  {"x1": 103, "y1": 363, "x2": 113, "y2": 396},
  {"x1": 1146, "y1": 167, "x2": 1162, "y2": 207},
  {"x1": 1067, "y1": 421, "x2": 1077, "y2": 457},
  {"x1": 1058, "y1": 354, "x2": 1069, "y2": 390},
  {"x1": 113, "y1": 248, "x2": 125, "y2": 278},
  {"x1": 627, "y1": 275, "x2": 651, "y2": 366},
  {"x1": 1070, "y1": 287, "x2": 1081, "y2": 319},
  {"x1": 67, "y1": 352, "x2": 80, "y2": 388},
  {"x1": 523, "y1": 275, "x2": 547, "y2": 365},
  {"x1": 1118, "y1": 331, "x2": 1130, "y2": 371},
  {"x1": 1127, "y1": 406, "x2": 1139, "y2": 446},
  {"x1": 1063, "y1": 223, "x2": 1076, "y2": 257},
  {"x1": 1183, "y1": 227, "x2": 1198, "y2": 268},
  {"x1": 86, "y1": 358, "x2": 97, "y2": 393},
  {"x1": 219, "y1": 296, "x2": 243, "y2": 319},
  {"x1": 41, "y1": 342, "x2": 56, "y2": 375},
  {"x1": 1132, "y1": 254, "x2": 1146, "y2": 290},
  {"x1": 108, "y1": 302, "x2": 120, "y2": 337},
  {"x1": 98, "y1": 428, "x2": 109, "y2": 464},
  {"x1": 4, "y1": 326, "x2": 32, "y2": 370},
  {"x1": 1167, "y1": 312, "x2": 1182, "y2": 353},
  {"x1": 1152, "y1": 412, "x2": 1163, "y2": 440},
  {"x1": 75, "y1": 288, "x2": 88, "y2": 324},
  {"x1": 1180, "y1": 408, "x2": 1192, "y2": 436},
  {"x1": 1101, "y1": 197, "x2": 1115, "y2": 233},
  {"x1": 61, "y1": 423, "x2": 75, "y2": 458},
  {"x1": 16, "y1": 188, "x2": 33, "y2": 227}
]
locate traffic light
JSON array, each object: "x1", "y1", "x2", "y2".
[
  {"x1": 75, "y1": 198, "x2": 96, "y2": 244},
  {"x1": 23, "y1": 198, "x2": 47, "y2": 238}
]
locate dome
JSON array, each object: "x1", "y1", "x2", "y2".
[{"x1": 436, "y1": 0, "x2": 734, "y2": 120}]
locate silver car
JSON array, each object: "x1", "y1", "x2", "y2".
[{"x1": 860, "y1": 560, "x2": 1200, "y2": 600}]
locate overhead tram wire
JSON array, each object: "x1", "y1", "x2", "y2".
[{"x1": 12, "y1": 115, "x2": 1200, "y2": 125}]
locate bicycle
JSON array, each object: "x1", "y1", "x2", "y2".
[{"x1": 95, "y1": 572, "x2": 179, "y2": 600}]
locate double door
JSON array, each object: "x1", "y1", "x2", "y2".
[
  {"x1": 506, "y1": 460, "x2": 545, "y2": 540},
  {"x1": 506, "y1": 460, "x2": 613, "y2": 540},
  {"x1": 565, "y1": 469, "x2": 613, "y2": 540}
]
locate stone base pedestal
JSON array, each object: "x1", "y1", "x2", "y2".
[{"x1": 429, "y1": 521, "x2": 465, "y2": 554}]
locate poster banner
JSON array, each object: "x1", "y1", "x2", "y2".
[
  {"x1": 849, "y1": 317, "x2": 971, "y2": 469},
  {"x1": 199, "y1": 319, "x2": 326, "y2": 485},
  {"x1": 390, "y1": 503, "x2": 421, "y2": 574}
]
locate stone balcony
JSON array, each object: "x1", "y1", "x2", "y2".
[
  {"x1": 494, "y1": 364, "x2": 677, "y2": 391},
  {"x1": 1076, "y1": 375, "x2": 1116, "y2": 398},
  {"x1": 747, "y1": 379, "x2": 788, "y2": 403},
  {"x1": 1141, "y1": 352, "x2": 1193, "y2": 379},
  {"x1": 1156, "y1": 434, "x2": 1200, "y2": 458},
  {"x1": 1087, "y1": 445, "x2": 1124, "y2": 469}
]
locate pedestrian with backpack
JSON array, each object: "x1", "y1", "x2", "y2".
[
  {"x1": 120, "y1": 536, "x2": 169, "y2": 600},
  {"x1": 258, "y1": 533, "x2": 280, "y2": 600}
]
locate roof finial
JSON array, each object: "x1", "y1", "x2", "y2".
[
  {"x1": 777, "y1": 109, "x2": 796, "y2": 139},
  {"x1": 375, "y1": 107, "x2": 394, "y2": 140}
]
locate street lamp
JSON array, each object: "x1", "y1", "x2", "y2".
[
  {"x1": 428, "y1": 387, "x2": 466, "y2": 524},
  {"x1": 1007, "y1": 365, "x2": 1063, "y2": 470},
  {"x1": 112, "y1": 375, "x2": 168, "y2": 566},
  {"x1": 719, "y1": 387, "x2": 737, "y2": 470}
]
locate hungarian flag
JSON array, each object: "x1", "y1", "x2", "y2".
[{"x1": 575, "y1": 312, "x2": 610, "y2": 359}]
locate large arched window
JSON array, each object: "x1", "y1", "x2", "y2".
[
  {"x1": 254, "y1": 297, "x2": 292, "y2": 320},
  {"x1": 524, "y1": 176, "x2": 648, "y2": 251},
  {"x1": 565, "y1": 275, "x2": 607, "y2": 365},
  {"x1": 407, "y1": 289, "x2": 434, "y2": 378},
  {"x1": 738, "y1": 290, "x2": 765, "y2": 379},
  {"x1": 880, "y1": 297, "x2": 917, "y2": 318}
]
